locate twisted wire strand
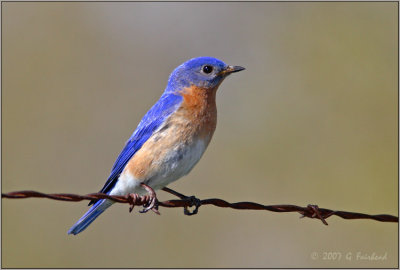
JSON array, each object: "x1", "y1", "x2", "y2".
[{"x1": 2, "y1": 190, "x2": 398, "y2": 224}]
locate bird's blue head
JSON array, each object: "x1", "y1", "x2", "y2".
[{"x1": 165, "y1": 57, "x2": 245, "y2": 93}]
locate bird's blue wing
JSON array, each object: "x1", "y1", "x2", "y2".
[{"x1": 90, "y1": 93, "x2": 182, "y2": 204}]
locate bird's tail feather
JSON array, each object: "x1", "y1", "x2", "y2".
[{"x1": 68, "y1": 199, "x2": 113, "y2": 235}]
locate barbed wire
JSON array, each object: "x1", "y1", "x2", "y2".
[{"x1": 2, "y1": 188, "x2": 398, "y2": 225}]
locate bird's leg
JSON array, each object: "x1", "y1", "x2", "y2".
[
  {"x1": 139, "y1": 183, "x2": 160, "y2": 215},
  {"x1": 162, "y1": 187, "x2": 201, "y2": 216},
  {"x1": 161, "y1": 187, "x2": 188, "y2": 199}
]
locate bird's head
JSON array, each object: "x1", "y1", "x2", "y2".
[{"x1": 165, "y1": 57, "x2": 245, "y2": 93}]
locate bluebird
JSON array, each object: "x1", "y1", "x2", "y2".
[{"x1": 68, "y1": 57, "x2": 245, "y2": 235}]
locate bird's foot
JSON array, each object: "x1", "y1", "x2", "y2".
[
  {"x1": 182, "y1": 195, "x2": 201, "y2": 216},
  {"x1": 139, "y1": 183, "x2": 160, "y2": 215},
  {"x1": 125, "y1": 193, "x2": 140, "y2": 213},
  {"x1": 162, "y1": 187, "x2": 201, "y2": 216}
]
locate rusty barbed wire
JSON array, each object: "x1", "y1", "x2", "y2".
[{"x1": 2, "y1": 189, "x2": 398, "y2": 225}]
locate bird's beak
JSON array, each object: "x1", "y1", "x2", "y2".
[{"x1": 219, "y1": 65, "x2": 245, "y2": 76}]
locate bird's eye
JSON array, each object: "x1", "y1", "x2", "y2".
[{"x1": 202, "y1": 65, "x2": 214, "y2": 74}]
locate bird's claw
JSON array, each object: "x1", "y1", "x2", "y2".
[
  {"x1": 139, "y1": 183, "x2": 160, "y2": 215},
  {"x1": 139, "y1": 196, "x2": 160, "y2": 215},
  {"x1": 125, "y1": 193, "x2": 140, "y2": 213},
  {"x1": 183, "y1": 195, "x2": 201, "y2": 216},
  {"x1": 161, "y1": 187, "x2": 201, "y2": 216}
]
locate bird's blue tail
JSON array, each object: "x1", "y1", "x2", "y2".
[{"x1": 68, "y1": 199, "x2": 113, "y2": 235}]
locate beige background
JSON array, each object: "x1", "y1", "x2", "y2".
[{"x1": 2, "y1": 2, "x2": 398, "y2": 268}]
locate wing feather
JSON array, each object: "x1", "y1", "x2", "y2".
[{"x1": 88, "y1": 93, "x2": 182, "y2": 205}]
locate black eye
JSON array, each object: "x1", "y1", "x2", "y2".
[{"x1": 202, "y1": 65, "x2": 213, "y2": 74}]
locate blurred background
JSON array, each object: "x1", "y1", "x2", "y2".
[{"x1": 2, "y1": 2, "x2": 398, "y2": 268}]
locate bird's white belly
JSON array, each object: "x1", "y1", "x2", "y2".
[
  {"x1": 110, "y1": 138, "x2": 207, "y2": 196},
  {"x1": 146, "y1": 138, "x2": 207, "y2": 190}
]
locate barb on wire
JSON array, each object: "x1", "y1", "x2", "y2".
[{"x1": 2, "y1": 189, "x2": 398, "y2": 225}]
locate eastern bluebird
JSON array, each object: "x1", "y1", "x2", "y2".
[{"x1": 68, "y1": 57, "x2": 245, "y2": 235}]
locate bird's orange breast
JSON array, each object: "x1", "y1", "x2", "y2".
[
  {"x1": 122, "y1": 85, "x2": 218, "y2": 182},
  {"x1": 176, "y1": 85, "x2": 217, "y2": 140}
]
